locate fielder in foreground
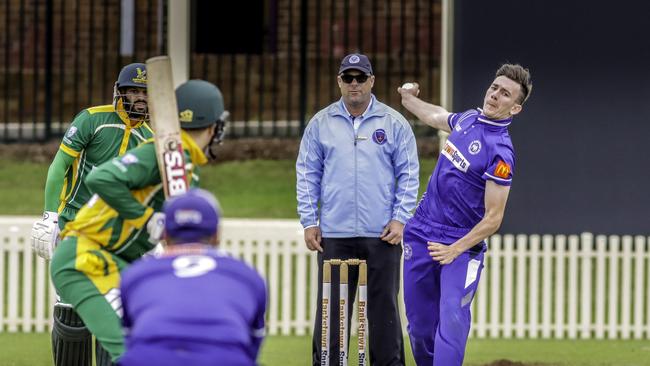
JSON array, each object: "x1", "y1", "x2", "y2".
[
  {"x1": 30, "y1": 62, "x2": 151, "y2": 366},
  {"x1": 397, "y1": 64, "x2": 532, "y2": 366},
  {"x1": 50, "y1": 80, "x2": 228, "y2": 365},
  {"x1": 119, "y1": 189, "x2": 267, "y2": 366}
]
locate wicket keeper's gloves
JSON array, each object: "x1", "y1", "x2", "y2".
[{"x1": 31, "y1": 211, "x2": 60, "y2": 260}]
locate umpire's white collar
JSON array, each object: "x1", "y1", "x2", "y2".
[{"x1": 339, "y1": 97, "x2": 374, "y2": 122}]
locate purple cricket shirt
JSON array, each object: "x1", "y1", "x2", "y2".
[
  {"x1": 414, "y1": 109, "x2": 515, "y2": 231},
  {"x1": 120, "y1": 248, "x2": 266, "y2": 361}
]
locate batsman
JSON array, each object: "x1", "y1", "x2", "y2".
[
  {"x1": 30, "y1": 62, "x2": 152, "y2": 366},
  {"x1": 49, "y1": 79, "x2": 228, "y2": 365}
]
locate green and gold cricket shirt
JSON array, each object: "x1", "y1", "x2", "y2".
[
  {"x1": 58, "y1": 105, "x2": 153, "y2": 212},
  {"x1": 60, "y1": 131, "x2": 207, "y2": 262}
]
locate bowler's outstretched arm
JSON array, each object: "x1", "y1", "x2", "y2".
[{"x1": 397, "y1": 82, "x2": 452, "y2": 132}]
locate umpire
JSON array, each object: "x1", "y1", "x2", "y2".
[{"x1": 296, "y1": 53, "x2": 419, "y2": 365}]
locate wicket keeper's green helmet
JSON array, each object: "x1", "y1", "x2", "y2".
[{"x1": 176, "y1": 80, "x2": 227, "y2": 130}]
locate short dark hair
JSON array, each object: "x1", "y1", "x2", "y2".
[{"x1": 496, "y1": 64, "x2": 532, "y2": 104}]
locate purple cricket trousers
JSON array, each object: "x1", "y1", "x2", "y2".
[{"x1": 402, "y1": 216, "x2": 486, "y2": 366}]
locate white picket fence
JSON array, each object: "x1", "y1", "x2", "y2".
[{"x1": 1, "y1": 217, "x2": 649, "y2": 339}]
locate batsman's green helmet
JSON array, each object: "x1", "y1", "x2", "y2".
[{"x1": 176, "y1": 80, "x2": 226, "y2": 130}]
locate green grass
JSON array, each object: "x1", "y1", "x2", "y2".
[
  {"x1": 466, "y1": 338, "x2": 650, "y2": 365},
  {"x1": 0, "y1": 160, "x2": 50, "y2": 215},
  {"x1": 202, "y1": 160, "x2": 300, "y2": 218},
  {"x1": 0, "y1": 158, "x2": 437, "y2": 217},
  {"x1": 1, "y1": 333, "x2": 649, "y2": 366}
]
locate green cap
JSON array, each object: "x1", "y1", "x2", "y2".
[{"x1": 176, "y1": 80, "x2": 225, "y2": 129}]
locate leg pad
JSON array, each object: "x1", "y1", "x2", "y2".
[
  {"x1": 95, "y1": 339, "x2": 116, "y2": 366},
  {"x1": 51, "y1": 303, "x2": 92, "y2": 366}
]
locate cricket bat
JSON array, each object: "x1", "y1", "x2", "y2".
[{"x1": 146, "y1": 55, "x2": 188, "y2": 198}]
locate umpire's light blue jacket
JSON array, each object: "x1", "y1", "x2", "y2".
[{"x1": 296, "y1": 95, "x2": 419, "y2": 237}]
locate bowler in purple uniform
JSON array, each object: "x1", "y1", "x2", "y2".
[
  {"x1": 118, "y1": 189, "x2": 267, "y2": 366},
  {"x1": 397, "y1": 64, "x2": 533, "y2": 366}
]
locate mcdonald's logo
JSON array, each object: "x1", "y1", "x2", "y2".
[{"x1": 494, "y1": 160, "x2": 511, "y2": 179}]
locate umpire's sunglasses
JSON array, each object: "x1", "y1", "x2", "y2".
[{"x1": 340, "y1": 73, "x2": 370, "y2": 84}]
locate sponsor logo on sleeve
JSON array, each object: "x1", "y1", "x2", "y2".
[
  {"x1": 63, "y1": 127, "x2": 78, "y2": 144},
  {"x1": 66, "y1": 126, "x2": 78, "y2": 138},
  {"x1": 120, "y1": 153, "x2": 139, "y2": 165},
  {"x1": 441, "y1": 140, "x2": 470, "y2": 172},
  {"x1": 372, "y1": 129, "x2": 387, "y2": 145},
  {"x1": 494, "y1": 160, "x2": 511, "y2": 179}
]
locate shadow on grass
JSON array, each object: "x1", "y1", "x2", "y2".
[{"x1": 481, "y1": 360, "x2": 559, "y2": 366}]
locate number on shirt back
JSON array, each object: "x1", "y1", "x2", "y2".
[{"x1": 172, "y1": 255, "x2": 217, "y2": 278}]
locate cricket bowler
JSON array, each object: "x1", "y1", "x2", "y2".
[{"x1": 397, "y1": 64, "x2": 532, "y2": 366}]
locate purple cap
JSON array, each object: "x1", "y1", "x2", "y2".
[
  {"x1": 338, "y1": 53, "x2": 373, "y2": 75},
  {"x1": 164, "y1": 188, "x2": 220, "y2": 243}
]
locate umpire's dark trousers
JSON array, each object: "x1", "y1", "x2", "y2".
[{"x1": 312, "y1": 237, "x2": 405, "y2": 366}]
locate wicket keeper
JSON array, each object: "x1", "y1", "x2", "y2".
[{"x1": 119, "y1": 189, "x2": 267, "y2": 366}]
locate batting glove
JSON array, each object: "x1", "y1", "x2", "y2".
[
  {"x1": 31, "y1": 211, "x2": 60, "y2": 260},
  {"x1": 146, "y1": 212, "x2": 165, "y2": 244}
]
